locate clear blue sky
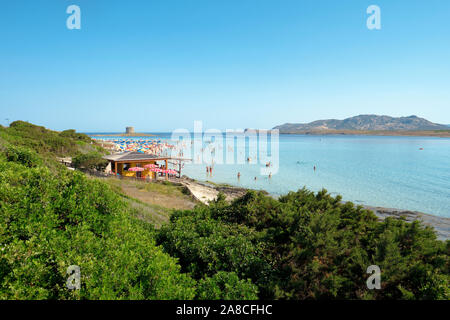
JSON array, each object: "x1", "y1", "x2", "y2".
[{"x1": 1, "y1": 0, "x2": 449, "y2": 132}]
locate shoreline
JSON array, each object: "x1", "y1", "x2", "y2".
[
  {"x1": 173, "y1": 175, "x2": 450, "y2": 241},
  {"x1": 363, "y1": 205, "x2": 450, "y2": 241},
  {"x1": 90, "y1": 133, "x2": 157, "y2": 137}
]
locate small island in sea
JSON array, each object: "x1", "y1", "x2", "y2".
[{"x1": 273, "y1": 115, "x2": 450, "y2": 137}]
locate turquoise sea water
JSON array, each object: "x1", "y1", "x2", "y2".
[{"x1": 90, "y1": 133, "x2": 450, "y2": 217}]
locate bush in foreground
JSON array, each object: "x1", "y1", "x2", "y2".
[
  {"x1": 72, "y1": 152, "x2": 108, "y2": 171},
  {"x1": 197, "y1": 272, "x2": 258, "y2": 300},
  {"x1": 158, "y1": 190, "x2": 449, "y2": 300},
  {"x1": 0, "y1": 156, "x2": 195, "y2": 299}
]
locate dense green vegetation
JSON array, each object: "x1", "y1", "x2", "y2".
[
  {"x1": 0, "y1": 121, "x2": 98, "y2": 157},
  {"x1": 0, "y1": 121, "x2": 105, "y2": 170},
  {"x1": 59, "y1": 129, "x2": 92, "y2": 143},
  {"x1": 0, "y1": 160, "x2": 195, "y2": 299},
  {"x1": 0, "y1": 122, "x2": 448, "y2": 300},
  {"x1": 158, "y1": 191, "x2": 449, "y2": 299},
  {"x1": 0, "y1": 124, "x2": 196, "y2": 299},
  {"x1": 72, "y1": 152, "x2": 108, "y2": 171},
  {"x1": 0, "y1": 122, "x2": 260, "y2": 299}
]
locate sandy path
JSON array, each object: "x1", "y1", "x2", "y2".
[{"x1": 181, "y1": 180, "x2": 219, "y2": 204}]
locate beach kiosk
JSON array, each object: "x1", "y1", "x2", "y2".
[{"x1": 103, "y1": 151, "x2": 175, "y2": 180}]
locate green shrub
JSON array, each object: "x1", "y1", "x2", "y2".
[
  {"x1": 72, "y1": 152, "x2": 108, "y2": 171},
  {"x1": 0, "y1": 158, "x2": 196, "y2": 299},
  {"x1": 158, "y1": 189, "x2": 449, "y2": 300},
  {"x1": 5, "y1": 144, "x2": 42, "y2": 167},
  {"x1": 1, "y1": 121, "x2": 97, "y2": 160},
  {"x1": 197, "y1": 272, "x2": 258, "y2": 300},
  {"x1": 59, "y1": 129, "x2": 91, "y2": 143},
  {"x1": 157, "y1": 207, "x2": 272, "y2": 294}
]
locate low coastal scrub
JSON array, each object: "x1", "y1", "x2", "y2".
[
  {"x1": 0, "y1": 124, "x2": 193, "y2": 298},
  {"x1": 0, "y1": 165, "x2": 197, "y2": 299},
  {"x1": 0, "y1": 132, "x2": 197, "y2": 298},
  {"x1": 72, "y1": 152, "x2": 108, "y2": 171},
  {"x1": 4, "y1": 144, "x2": 42, "y2": 168},
  {"x1": 0, "y1": 123, "x2": 258, "y2": 299},
  {"x1": 59, "y1": 129, "x2": 92, "y2": 143},
  {"x1": 158, "y1": 191, "x2": 449, "y2": 300},
  {"x1": 0, "y1": 121, "x2": 105, "y2": 170},
  {"x1": 0, "y1": 122, "x2": 448, "y2": 300},
  {"x1": 1, "y1": 121, "x2": 93, "y2": 157}
]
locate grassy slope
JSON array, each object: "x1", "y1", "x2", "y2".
[
  {"x1": 100, "y1": 177, "x2": 198, "y2": 228},
  {"x1": 0, "y1": 121, "x2": 198, "y2": 228},
  {"x1": 0, "y1": 121, "x2": 105, "y2": 168}
]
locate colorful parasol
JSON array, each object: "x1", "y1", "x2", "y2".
[{"x1": 128, "y1": 167, "x2": 144, "y2": 172}]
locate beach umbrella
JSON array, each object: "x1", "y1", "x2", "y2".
[{"x1": 128, "y1": 167, "x2": 144, "y2": 172}]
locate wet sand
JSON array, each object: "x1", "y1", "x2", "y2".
[{"x1": 365, "y1": 206, "x2": 450, "y2": 241}]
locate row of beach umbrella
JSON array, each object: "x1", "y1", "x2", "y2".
[
  {"x1": 127, "y1": 165, "x2": 177, "y2": 175},
  {"x1": 95, "y1": 138, "x2": 175, "y2": 154}
]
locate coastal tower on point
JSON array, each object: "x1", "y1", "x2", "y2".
[{"x1": 126, "y1": 126, "x2": 135, "y2": 134}]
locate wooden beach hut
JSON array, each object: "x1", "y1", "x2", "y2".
[{"x1": 103, "y1": 151, "x2": 176, "y2": 180}]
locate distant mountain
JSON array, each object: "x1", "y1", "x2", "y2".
[{"x1": 273, "y1": 115, "x2": 449, "y2": 133}]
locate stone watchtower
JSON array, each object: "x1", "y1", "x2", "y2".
[{"x1": 126, "y1": 127, "x2": 135, "y2": 134}]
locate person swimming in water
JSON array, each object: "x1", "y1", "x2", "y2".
[
  {"x1": 237, "y1": 172, "x2": 241, "y2": 179},
  {"x1": 313, "y1": 165, "x2": 316, "y2": 171},
  {"x1": 268, "y1": 172, "x2": 272, "y2": 179}
]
